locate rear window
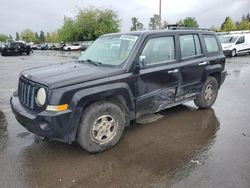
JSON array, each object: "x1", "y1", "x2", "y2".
[
  {"x1": 204, "y1": 35, "x2": 219, "y2": 53},
  {"x1": 179, "y1": 34, "x2": 202, "y2": 59}
]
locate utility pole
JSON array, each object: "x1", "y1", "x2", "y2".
[{"x1": 159, "y1": 0, "x2": 162, "y2": 30}]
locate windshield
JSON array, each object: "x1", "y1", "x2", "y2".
[
  {"x1": 78, "y1": 34, "x2": 139, "y2": 67},
  {"x1": 220, "y1": 36, "x2": 238, "y2": 44}
]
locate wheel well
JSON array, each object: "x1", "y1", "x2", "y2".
[
  {"x1": 209, "y1": 72, "x2": 221, "y2": 88},
  {"x1": 79, "y1": 94, "x2": 132, "y2": 126}
]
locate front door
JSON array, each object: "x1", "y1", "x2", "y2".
[
  {"x1": 235, "y1": 36, "x2": 246, "y2": 53},
  {"x1": 135, "y1": 35, "x2": 179, "y2": 117}
]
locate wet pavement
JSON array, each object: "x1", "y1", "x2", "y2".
[{"x1": 0, "y1": 51, "x2": 250, "y2": 188}]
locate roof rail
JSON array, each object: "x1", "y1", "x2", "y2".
[{"x1": 168, "y1": 26, "x2": 210, "y2": 31}]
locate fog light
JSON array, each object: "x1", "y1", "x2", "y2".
[{"x1": 39, "y1": 122, "x2": 50, "y2": 131}]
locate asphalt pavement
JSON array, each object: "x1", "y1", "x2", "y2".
[{"x1": 0, "y1": 51, "x2": 250, "y2": 188}]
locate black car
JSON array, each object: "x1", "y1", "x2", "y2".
[
  {"x1": 11, "y1": 29, "x2": 226, "y2": 153},
  {"x1": 1, "y1": 41, "x2": 32, "y2": 56}
]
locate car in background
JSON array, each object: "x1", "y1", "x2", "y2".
[
  {"x1": 63, "y1": 43, "x2": 81, "y2": 51},
  {"x1": 0, "y1": 43, "x2": 6, "y2": 53},
  {"x1": 1, "y1": 41, "x2": 32, "y2": 56},
  {"x1": 220, "y1": 32, "x2": 250, "y2": 57}
]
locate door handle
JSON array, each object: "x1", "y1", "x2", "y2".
[
  {"x1": 198, "y1": 62, "x2": 208, "y2": 66},
  {"x1": 168, "y1": 69, "x2": 179, "y2": 74}
]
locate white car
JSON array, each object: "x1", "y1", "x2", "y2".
[
  {"x1": 220, "y1": 32, "x2": 250, "y2": 57},
  {"x1": 63, "y1": 43, "x2": 81, "y2": 51}
]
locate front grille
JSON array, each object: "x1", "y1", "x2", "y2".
[{"x1": 18, "y1": 77, "x2": 38, "y2": 109}]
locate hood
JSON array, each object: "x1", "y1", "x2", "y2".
[
  {"x1": 21, "y1": 62, "x2": 125, "y2": 89},
  {"x1": 221, "y1": 43, "x2": 233, "y2": 50}
]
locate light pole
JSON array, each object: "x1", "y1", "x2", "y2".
[{"x1": 159, "y1": 0, "x2": 162, "y2": 30}]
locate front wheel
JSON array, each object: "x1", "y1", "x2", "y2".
[
  {"x1": 194, "y1": 77, "x2": 219, "y2": 109},
  {"x1": 230, "y1": 49, "x2": 236, "y2": 57},
  {"x1": 77, "y1": 101, "x2": 125, "y2": 153}
]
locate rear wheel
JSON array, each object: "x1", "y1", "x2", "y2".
[
  {"x1": 194, "y1": 77, "x2": 219, "y2": 109},
  {"x1": 77, "y1": 101, "x2": 125, "y2": 153}
]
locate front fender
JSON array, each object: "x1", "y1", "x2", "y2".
[{"x1": 71, "y1": 82, "x2": 135, "y2": 119}]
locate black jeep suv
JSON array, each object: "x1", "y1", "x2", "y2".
[
  {"x1": 1, "y1": 41, "x2": 31, "y2": 56},
  {"x1": 11, "y1": 29, "x2": 226, "y2": 153}
]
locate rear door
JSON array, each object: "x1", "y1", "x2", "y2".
[
  {"x1": 135, "y1": 34, "x2": 179, "y2": 117},
  {"x1": 177, "y1": 33, "x2": 208, "y2": 101}
]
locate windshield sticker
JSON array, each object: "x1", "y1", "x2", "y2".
[{"x1": 119, "y1": 35, "x2": 138, "y2": 42}]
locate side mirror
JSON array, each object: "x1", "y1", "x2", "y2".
[{"x1": 138, "y1": 55, "x2": 146, "y2": 68}]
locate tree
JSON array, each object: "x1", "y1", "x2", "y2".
[
  {"x1": 130, "y1": 17, "x2": 144, "y2": 31},
  {"x1": 20, "y1": 29, "x2": 36, "y2": 42},
  {"x1": 0, "y1": 34, "x2": 10, "y2": 42},
  {"x1": 237, "y1": 19, "x2": 250, "y2": 30},
  {"x1": 39, "y1": 30, "x2": 45, "y2": 43},
  {"x1": 34, "y1": 32, "x2": 40, "y2": 44},
  {"x1": 177, "y1": 17, "x2": 199, "y2": 28},
  {"x1": 45, "y1": 32, "x2": 51, "y2": 43},
  {"x1": 221, "y1": 17, "x2": 235, "y2": 31},
  {"x1": 148, "y1": 14, "x2": 160, "y2": 30},
  {"x1": 58, "y1": 8, "x2": 120, "y2": 42},
  {"x1": 50, "y1": 32, "x2": 60, "y2": 43},
  {"x1": 247, "y1": 13, "x2": 250, "y2": 22},
  {"x1": 15, "y1": 32, "x2": 20, "y2": 41}
]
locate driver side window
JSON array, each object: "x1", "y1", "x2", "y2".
[
  {"x1": 236, "y1": 36, "x2": 245, "y2": 45},
  {"x1": 140, "y1": 36, "x2": 175, "y2": 65}
]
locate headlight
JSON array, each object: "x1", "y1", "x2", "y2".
[{"x1": 36, "y1": 87, "x2": 46, "y2": 106}]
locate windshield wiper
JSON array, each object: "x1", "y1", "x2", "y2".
[
  {"x1": 86, "y1": 59, "x2": 103, "y2": 66},
  {"x1": 75, "y1": 59, "x2": 103, "y2": 66}
]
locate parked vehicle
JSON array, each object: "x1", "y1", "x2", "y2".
[
  {"x1": 1, "y1": 41, "x2": 31, "y2": 56},
  {"x1": 0, "y1": 43, "x2": 5, "y2": 53},
  {"x1": 220, "y1": 31, "x2": 250, "y2": 57},
  {"x1": 63, "y1": 43, "x2": 81, "y2": 51},
  {"x1": 11, "y1": 29, "x2": 226, "y2": 153}
]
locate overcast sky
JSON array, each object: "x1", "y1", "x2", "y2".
[{"x1": 0, "y1": 0, "x2": 249, "y2": 36}]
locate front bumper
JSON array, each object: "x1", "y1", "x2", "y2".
[
  {"x1": 221, "y1": 71, "x2": 227, "y2": 86},
  {"x1": 10, "y1": 95, "x2": 81, "y2": 143},
  {"x1": 223, "y1": 50, "x2": 232, "y2": 56}
]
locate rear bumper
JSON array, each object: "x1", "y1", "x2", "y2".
[{"x1": 10, "y1": 95, "x2": 82, "y2": 143}]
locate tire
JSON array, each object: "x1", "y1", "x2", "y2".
[
  {"x1": 67, "y1": 48, "x2": 71, "y2": 51},
  {"x1": 230, "y1": 49, "x2": 236, "y2": 57},
  {"x1": 26, "y1": 51, "x2": 30, "y2": 55},
  {"x1": 77, "y1": 101, "x2": 125, "y2": 153},
  {"x1": 194, "y1": 77, "x2": 219, "y2": 109}
]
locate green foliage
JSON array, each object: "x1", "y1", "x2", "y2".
[
  {"x1": 236, "y1": 19, "x2": 250, "y2": 30},
  {"x1": 130, "y1": 17, "x2": 144, "y2": 31},
  {"x1": 58, "y1": 8, "x2": 120, "y2": 42},
  {"x1": 220, "y1": 17, "x2": 235, "y2": 31},
  {"x1": 0, "y1": 34, "x2": 10, "y2": 42},
  {"x1": 148, "y1": 14, "x2": 160, "y2": 30},
  {"x1": 49, "y1": 32, "x2": 60, "y2": 43},
  {"x1": 177, "y1": 17, "x2": 199, "y2": 28},
  {"x1": 20, "y1": 29, "x2": 36, "y2": 42}
]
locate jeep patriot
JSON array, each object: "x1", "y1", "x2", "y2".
[{"x1": 11, "y1": 29, "x2": 226, "y2": 153}]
